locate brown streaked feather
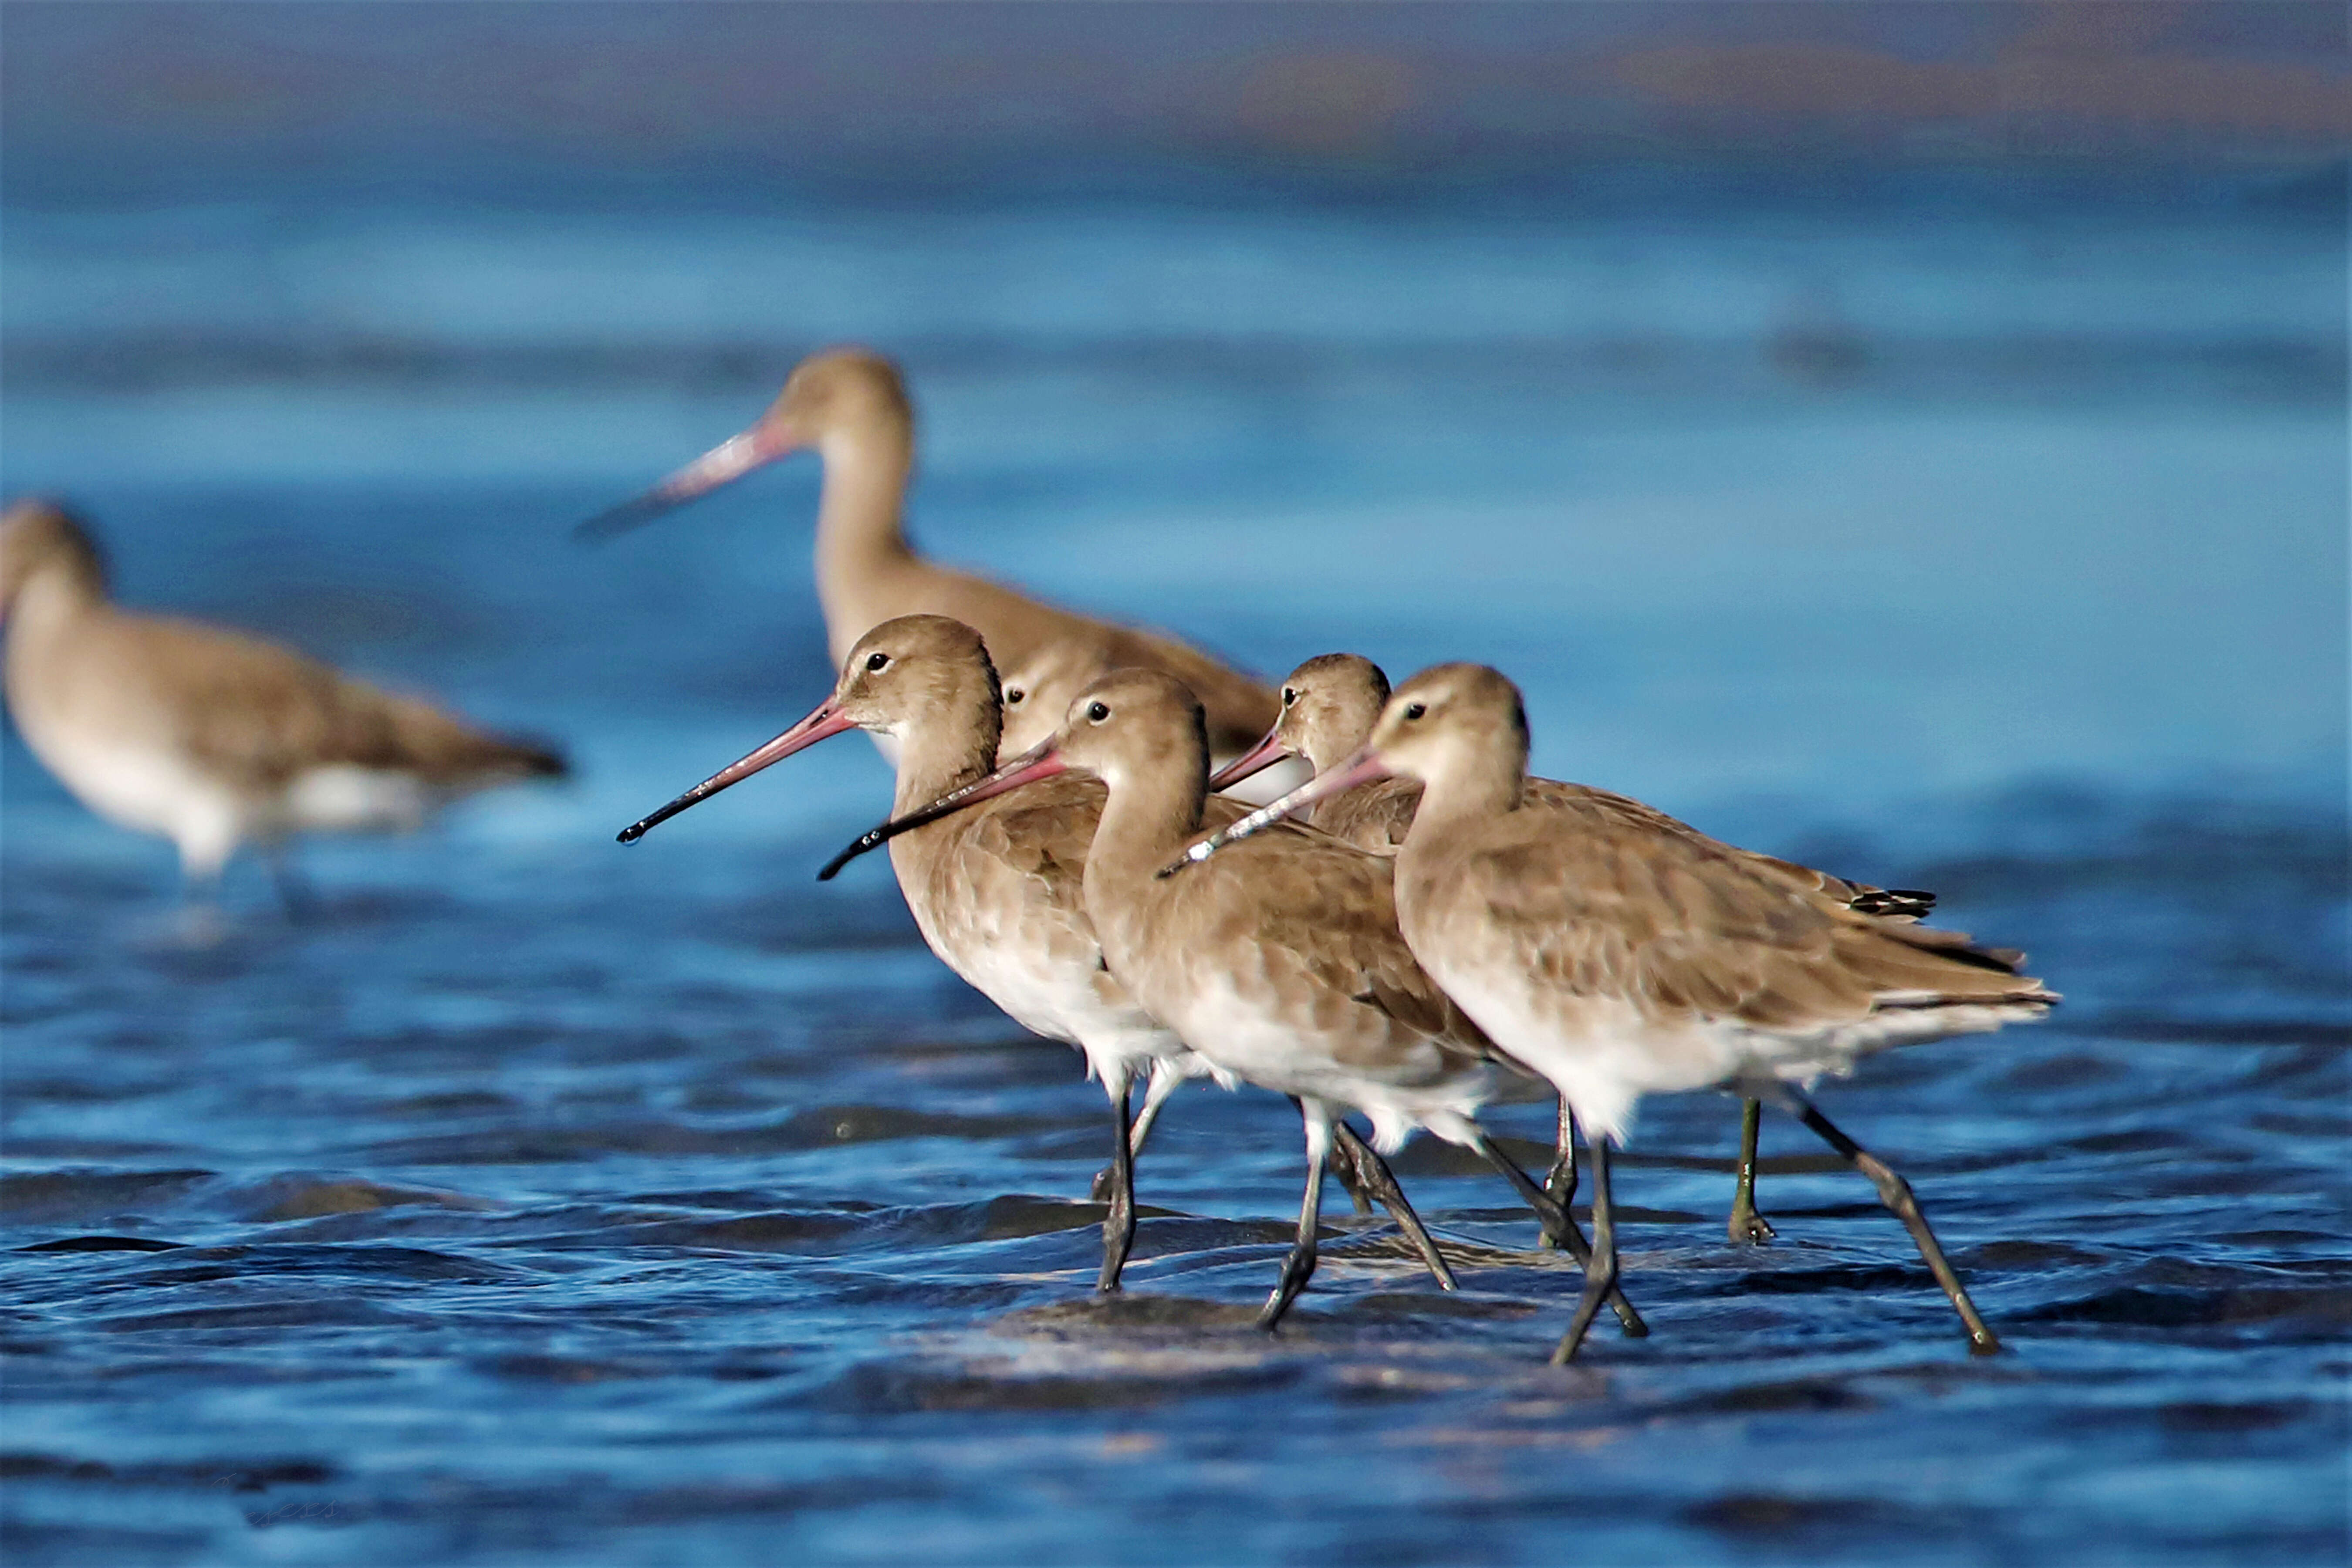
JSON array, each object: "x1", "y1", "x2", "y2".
[
  {"x1": 1318, "y1": 773, "x2": 1930, "y2": 925},
  {"x1": 1423, "y1": 808, "x2": 2048, "y2": 1040},
  {"x1": 115, "y1": 614, "x2": 563, "y2": 790},
  {"x1": 946, "y1": 596, "x2": 1275, "y2": 758},
  {"x1": 892, "y1": 760, "x2": 1278, "y2": 1025},
  {"x1": 1129, "y1": 827, "x2": 1493, "y2": 1084},
  {"x1": 1268, "y1": 655, "x2": 1930, "y2": 922}
]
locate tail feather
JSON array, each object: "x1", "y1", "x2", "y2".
[
  {"x1": 1848, "y1": 916, "x2": 2058, "y2": 1012},
  {"x1": 360, "y1": 689, "x2": 568, "y2": 787},
  {"x1": 1847, "y1": 885, "x2": 1937, "y2": 919},
  {"x1": 1873, "y1": 987, "x2": 2056, "y2": 1013},
  {"x1": 474, "y1": 734, "x2": 568, "y2": 781},
  {"x1": 1759, "y1": 857, "x2": 1937, "y2": 922}
]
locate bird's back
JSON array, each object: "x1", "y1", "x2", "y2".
[
  {"x1": 105, "y1": 613, "x2": 563, "y2": 794},
  {"x1": 1324, "y1": 773, "x2": 1935, "y2": 923},
  {"x1": 1390, "y1": 801, "x2": 2050, "y2": 1139},
  {"x1": 869, "y1": 560, "x2": 1279, "y2": 757}
]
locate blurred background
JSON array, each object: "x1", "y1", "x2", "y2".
[
  {"x1": 3, "y1": 6, "x2": 2345, "y2": 1565},
  {"x1": 5, "y1": 1, "x2": 2343, "y2": 830}
]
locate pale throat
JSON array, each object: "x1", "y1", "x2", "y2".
[
  {"x1": 1403, "y1": 746, "x2": 1525, "y2": 828},
  {"x1": 7, "y1": 568, "x2": 99, "y2": 649}
]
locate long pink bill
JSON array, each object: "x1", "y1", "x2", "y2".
[
  {"x1": 575, "y1": 419, "x2": 801, "y2": 543},
  {"x1": 618, "y1": 697, "x2": 856, "y2": 843},
  {"x1": 818, "y1": 740, "x2": 1069, "y2": 881},
  {"x1": 1205, "y1": 724, "x2": 1293, "y2": 793},
  {"x1": 1157, "y1": 748, "x2": 1391, "y2": 878}
]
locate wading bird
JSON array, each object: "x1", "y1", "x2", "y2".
[
  {"x1": 1184, "y1": 663, "x2": 2054, "y2": 1361},
  {"x1": 615, "y1": 616, "x2": 1440, "y2": 1294},
  {"x1": 2, "y1": 500, "x2": 564, "y2": 903},
  {"x1": 836, "y1": 669, "x2": 1650, "y2": 1337},
  {"x1": 1214, "y1": 651, "x2": 1940, "y2": 1244},
  {"x1": 579, "y1": 349, "x2": 1282, "y2": 770}
]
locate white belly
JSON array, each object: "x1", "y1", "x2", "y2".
[
  {"x1": 15, "y1": 705, "x2": 246, "y2": 875},
  {"x1": 902, "y1": 877, "x2": 1188, "y2": 1093},
  {"x1": 1419, "y1": 952, "x2": 1754, "y2": 1146},
  {"x1": 282, "y1": 765, "x2": 431, "y2": 833},
  {"x1": 1142, "y1": 965, "x2": 1494, "y2": 1153}
]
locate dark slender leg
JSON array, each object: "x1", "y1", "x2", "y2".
[
  {"x1": 1550, "y1": 1135, "x2": 1621, "y2": 1364},
  {"x1": 1543, "y1": 1097, "x2": 1581, "y2": 1209},
  {"x1": 1728, "y1": 1098, "x2": 1777, "y2": 1244},
  {"x1": 1092, "y1": 1058, "x2": 1183, "y2": 1201},
  {"x1": 170, "y1": 865, "x2": 232, "y2": 947},
  {"x1": 1537, "y1": 1098, "x2": 1580, "y2": 1250},
  {"x1": 1472, "y1": 1130, "x2": 1647, "y2": 1338},
  {"x1": 264, "y1": 845, "x2": 317, "y2": 922},
  {"x1": 1331, "y1": 1123, "x2": 1457, "y2": 1291},
  {"x1": 1331, "y1": 1143, "x2": 1376, "y2": 1217},
  {"x1": 1258, "y1": 1102, "x2": 1331, "y2": 1331},
  {"x1": 179, "y1": 862, "x2": 223, "y2": 911},
  {"x1": 1096, "y1": 1082, "x2": 1137, "y2": 1293},
  {"x1": 1794, "y1": 1097, "x2": 2000, "y2": 1355}
]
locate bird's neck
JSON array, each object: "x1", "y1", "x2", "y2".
[
  {"x1": 5, "y1": 565, "x2": 103, "y2": 660},
  {"x1": 813, "y1": 420, "x2": 918, "y2": 649},
  {"x1": 887, "y1": 709, "x2": 1001, "y2": 821},
  {"x1": 1084, "y1": 758, "x2": 1207, "y2": 907},
  {"x1": 1405, "y1": 753, "x2": 1525, "y2": 843}
]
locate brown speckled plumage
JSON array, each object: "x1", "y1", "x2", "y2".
[
  {"x1": 1248, "y1": 652, "x2": 1935, "y2": 922},
  {"x1": 2, "y1": 500, "x2": 563, "y2": 882}
]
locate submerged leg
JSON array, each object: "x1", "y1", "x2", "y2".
[
  {"x1": 1259, "y1": 1100, "x2": 1333, "y2": 1331},
  {"x1": 168, "y1": 855, "x2": 233, "y2": 947},
  {"x1": 1331, "y1": 1122, "x2": 1457, "y2": 1291},
  {"x1": 1096, "y1": 1081, "x2": 1137, "y2": 1293},
  {"x1": 1794, "y1": 1096, "x2": 1999, "y2": 1355},
  {"x1": 265, "y1": 845, "x2": 317, "y2": 922},
  {"x1": 1728, "y1": 1098, "x2": 1777, "y2": 1244},
  {"x1": 1550, "y1": 1135, "x2": 1622, "y2": 1364},
  {"x1": 1472, "y1": 1129, "x2": 1647, "y2": 1338}
]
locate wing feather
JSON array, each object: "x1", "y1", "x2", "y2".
[{"x1": 1450, "y1": 813, "x2": 2048, "y2": 1035}]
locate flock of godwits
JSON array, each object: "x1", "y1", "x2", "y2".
[{"x1": 2, "y1": 347, "x2": 2054, "y2": 1363}]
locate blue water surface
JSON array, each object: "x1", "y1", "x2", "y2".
[{"x1": 2, "y1": 187, "x2": 2346, "y2": 1565}]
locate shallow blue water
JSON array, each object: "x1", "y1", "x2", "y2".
[{"x1": 2, "y1": 193, "x2": 2346, "y2": 1565}]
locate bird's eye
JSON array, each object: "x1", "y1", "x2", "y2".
[
  {"x1": 1086, "y1": 701, "x2": 1111, "y2": 723},
  {"x1": 1005, "y1": 687, "x2": 1025, "y2": 705},
  {"x1": 1402, "y1": 702, "x2": 1427, "y2": 721},
  {"x1": 1281, "y1": 687, "x2": 1296, "y2": 707},
  {"x1": 864, "y1": 652, "x2": 890, "y2": 672}
]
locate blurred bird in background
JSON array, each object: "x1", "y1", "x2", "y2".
[
  {"x1": 1, "y1": 499, "x2": 567, "y2": 909},
  {"x1": 581, "y1": 348, "x2": 1290, "y2": 779}
]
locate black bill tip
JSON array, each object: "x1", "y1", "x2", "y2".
[
  {"x1": 618, "y1": 798, "x2": 694, "y2": 843},
  {"x1": 817, "y1": 823, "x2": 895, "y2": 882}
]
